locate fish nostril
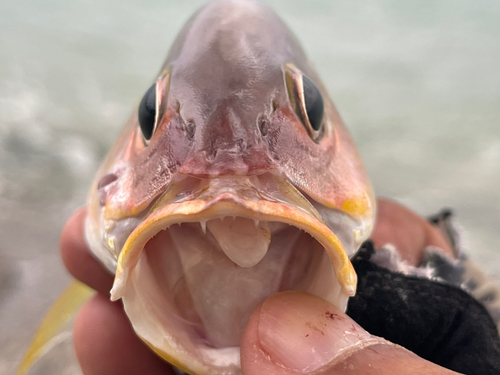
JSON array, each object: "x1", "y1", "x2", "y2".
[
  {"x1": 258, "y1": 115, "x2": 269, "y2": 136},
  {"x1": 185, "y1": 119, "x2": 196, "y2": 140},
  {"x1": 272, "y1": 99, "x2": 279, "y2": 112}
]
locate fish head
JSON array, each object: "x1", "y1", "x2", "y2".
[{"x1": 85, "y1": 0, "x2": 376, "y2": 373}]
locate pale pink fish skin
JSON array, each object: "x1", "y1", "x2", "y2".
[
  {"x1": 85, "y1": 1, "x2": 375, "y2": 373},
  {"x1": 91, "y1": 0, "x2": 373, "y2": 225}
]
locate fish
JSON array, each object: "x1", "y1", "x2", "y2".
[{"x1": 84, "y1": 0, "x2": 376, "y2": 373}]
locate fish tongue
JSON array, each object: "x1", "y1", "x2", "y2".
[{"x1": 206, "y1": 217, "x2": 271, "y2": 267}]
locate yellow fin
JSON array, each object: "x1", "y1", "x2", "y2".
[{"x1": 17, "y1": 280, "x2": 94, "y2": 375}]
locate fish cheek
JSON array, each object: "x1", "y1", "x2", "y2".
[
  {"x1": 265, "y1": 107, "x2": 321, "y2": 165},
  {"x1": 101, "y1": 113, "x2": 194, "y2": 218},
  {"x1": 129, "y1": 115, "x2": 193, "y2": 207},
  {"x1": 265, "y1": 109, "x2": 341, "y2": 205}
]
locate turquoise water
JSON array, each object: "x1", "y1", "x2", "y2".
[{"x1": 0, "y1": 0, "x2": 499, "y2": 372}]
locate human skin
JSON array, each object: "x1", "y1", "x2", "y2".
[{"x1": 60, "y1": 198, "x2": 460, "y2": 375}]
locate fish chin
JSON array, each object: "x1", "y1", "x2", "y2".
[{"x1": 121, "y1": 216, "x2": 347, "y2": 374}]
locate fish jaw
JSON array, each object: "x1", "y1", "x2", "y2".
[
  {"x1": 100, "y1": 172, "x2": 361, "y2": 374},
  {"x1": 80, "y1": 0, "x2": 379, "y2": 372}
]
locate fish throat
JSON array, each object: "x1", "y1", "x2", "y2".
[{"x1": 137, "y1": 216, "x2": 335, "y2": 348}]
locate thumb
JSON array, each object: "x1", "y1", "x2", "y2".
[{"x1": 240, "y1": 291, "x2": 460, "y2": 375}]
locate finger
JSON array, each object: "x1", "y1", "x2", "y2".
[
  {"x1": 372, "y1": 198, "x2": 454, "y2": 265},
  {"x1": 241, "y1": 291, "x2": 460, "y2": 375},
  {"x1": 74, "y1": 294, "x2": 174, "y2": 375},
  {"x1": 60, "y1": 208, "x2": 114, "y2": 295}
]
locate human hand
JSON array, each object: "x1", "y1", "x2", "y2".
[{"x1": 60, "y1": 199, "x2": 460, "y2": 374}]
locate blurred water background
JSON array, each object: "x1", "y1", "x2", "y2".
[{"x1": 0, "y1": 0, "x2": 499, "y2": 373}]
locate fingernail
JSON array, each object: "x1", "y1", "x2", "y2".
[{"x1": 258, "y1": 291, "x2": 372, "y2": 372}]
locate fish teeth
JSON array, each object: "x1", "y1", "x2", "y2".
[{"x1": 200, "y1": 220, "x2": 207, "y2": 234}]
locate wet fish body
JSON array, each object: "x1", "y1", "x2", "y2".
[{"x1": 85, "y1": 0, "x2": 375, "y2": 373}]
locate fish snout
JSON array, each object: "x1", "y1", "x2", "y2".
[{"x1": 178, "y1": 142, "x2": 277, "y2": 178}]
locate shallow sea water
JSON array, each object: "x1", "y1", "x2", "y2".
[{"x1": 0, "y1": 0, "x2": 499, "y2": 373}]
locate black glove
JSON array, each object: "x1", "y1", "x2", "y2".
[{"x1": 347, "y1": 241, "x2": 500, "y2": 375}]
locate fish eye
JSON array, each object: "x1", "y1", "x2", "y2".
[
  {"x1": 138, "y1": 69, "x2": 171, "y2": 144},
  {"x1": 302, "y1": 75, "x2": 324, "y2": 133},
  {"x1": 285, "y1": 63, "x2": 324, "y2": 141},
  {"x1": 138, "y1": 83, "x2": 157, "y2": 142}
]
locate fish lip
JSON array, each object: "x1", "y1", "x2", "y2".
[
  {"x1": 110, "y1": 191, "x2": 357, "y2": 301},
  {"x1": 105, "y1": 176, "x2": 358, "y2": 374}
]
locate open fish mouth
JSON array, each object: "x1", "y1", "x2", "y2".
[{"x1": 107, "y1": 173, "x2": 358, "y2": 374}]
